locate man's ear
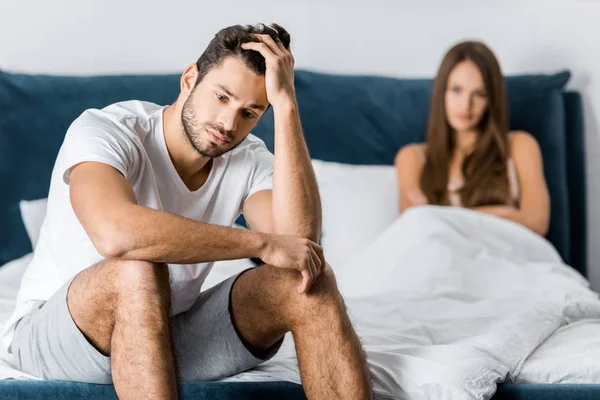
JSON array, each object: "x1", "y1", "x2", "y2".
[{"x1": 181, "y1": 64, "x2": 199, "y2": 96}]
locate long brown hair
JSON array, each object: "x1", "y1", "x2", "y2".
[{"x1": 420, "y1": 41, "x2": 510, "y2": 208}]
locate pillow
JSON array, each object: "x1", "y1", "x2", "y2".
[
  {"x1": 312, "y1": 159, "x2": 398, "y2": 269},
  {"x1": 19, "y1": 198, "x2": 48, "y2": 249},
  {"x1": 0, "y1": 252, "x2": 32, "y2": 319}
]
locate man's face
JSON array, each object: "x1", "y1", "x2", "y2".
[{"x1": 181, "y1": 56, "x2": 268, "y2": 158}]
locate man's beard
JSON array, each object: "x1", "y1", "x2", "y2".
[{"x1": 181, "y1": 95, "x2": 242, "y2": 158}]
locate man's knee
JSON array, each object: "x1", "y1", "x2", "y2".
[
  {"x1": 67, "y1": 259, "x2": 170, "y2": 343},
  {"x1": 311, "y1": 263, "x2": 339, "y2": 295},
  {"x1": 70, "y1": 259, "x2": 169, "y2": 305},
  {"x1": 303, "y1": 264, "x2": 344, "y2": 310},
  {"x1": 65, "y1": 259, "x2": 171, "y2": 355},
  {"x1": 275, "y1": 263, "x2": 346, "y2": 326},
  {"x1": 113, "y1": 259, "x2": 171, "y2": 300},
  {"x1": 107, "y1": 260, "x2": 172, "y2": 335}
]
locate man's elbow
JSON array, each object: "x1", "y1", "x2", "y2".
[
  {"x1": 275, "y1": 220, "x2": 321, "y2": 244},
  {"x1": 303, "y1": 216, "x2": 322, "y2": 243},
  {"x1": 304, "y1": 228, "x2": 322, "y2": 244},
  {"x1": 91, "y1": 221, "x2": 134, "y2": 259},
  {"x1": 290, "y1": 227, "x2": 321, "y2": 244}
]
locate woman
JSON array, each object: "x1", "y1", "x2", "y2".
[{"x1": 394, "y1": 41, "x2": 550, "y2": 236}]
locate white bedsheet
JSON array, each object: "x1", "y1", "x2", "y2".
[
  {"x1": 219, "y1": 206, "x2": 600, "y2": 399},
  {"x1": 0, "y1": 253, "x2": 39, "y2": 380},
  {"x1": 2, "y1": 206, "x2": 600, "y2": 400}
]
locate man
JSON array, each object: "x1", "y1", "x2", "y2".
[{"x1": 1, "y1": 24, "x2": 373, "y2": 399}]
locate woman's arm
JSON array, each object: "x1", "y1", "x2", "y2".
[
  {"x1": 394, "y1": 144, "x2": 429, "y2": 214},
  {"x1": 473, "y1": 132, "x2": 550, "y2": 236}
]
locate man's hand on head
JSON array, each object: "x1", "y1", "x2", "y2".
[
  {"x1": 241, "y1": 34, "x2": 296, "y2": 109},
  {"x1": 241, "y1": 31, "x2": 324, "y2": 294}
]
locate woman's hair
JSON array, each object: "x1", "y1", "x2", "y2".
[{"x1": 420, "y1": 41, "x2": 510, "y2": 207}]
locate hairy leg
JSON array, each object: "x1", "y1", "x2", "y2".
[
  {"x1": 67, "y1": 259, "x2": 177, "y2": 399},
  {"x1": 231, "y1": 264, "x2": 372, "y2": 400}
]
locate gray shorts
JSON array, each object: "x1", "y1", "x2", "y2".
[{"x1": 11, "y1": 268, "x2": 282, "y2": 384}]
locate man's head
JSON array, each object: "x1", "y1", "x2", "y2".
[{"x1": 179, "y1": 23, "x2": 290, "y2": 158}]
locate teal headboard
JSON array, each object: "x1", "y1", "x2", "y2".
[{"x1": 0, "y1": 69, "x2": 586, "y2": 276}]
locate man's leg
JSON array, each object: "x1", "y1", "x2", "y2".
[
  {"x1": 230, "y1": 263, "x2": 373, "y2": 400},
  {"x1": 66, "y1": 259, "x2": 177, "y2": 399}
]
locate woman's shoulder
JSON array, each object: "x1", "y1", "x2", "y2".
[
  {"x1": 394, "y1": 143, "x2": 427, "y2": 165},
  {"x1": 508, "y1": 131, "x2": 543, "y2": 165},
  {"x1": 508, "y1": 131, "x2": 541, "y2": 155}
]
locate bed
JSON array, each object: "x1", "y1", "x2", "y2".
[{"x1": 1, "y1": 67, "x2": 599, "y2": 399}]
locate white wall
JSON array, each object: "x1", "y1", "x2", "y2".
[{"x1": 2, "y1": 0, "x2": 600, "y2": 287}]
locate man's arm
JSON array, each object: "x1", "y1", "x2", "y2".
[
  {"x1": 70, "y1": 162, "x2": 266, "y2": 263},
  {"x1": 272, "y1": 102, "x2": 322, "y2": 242},
  {"x1": 241, "y1": 35, "x2": 324, "y2": 293},
  {"x1": 70, "y1": 162, "x2": 319, "y2": 272},
  {"x1": 241, "y1": 35, "x2": 322, "y2": 243},
  {"x1": 242, "y1": 102, "x2": 321, "y2": 242}
]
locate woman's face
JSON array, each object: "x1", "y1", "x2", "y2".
[{"x1": 444, "y1": 60, "x2": 489, "y2": 133}]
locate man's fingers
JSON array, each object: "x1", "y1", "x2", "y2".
[
  {"x1": 241, "y1": 42, "x2": 277, "y2": 63},
  {"x1": 298, "y1": 267, "x2": 312, "y2": 295},
  {"x1": 254, "y1": 34, "x2": 285, "y2": 57},
  {"x1": 297, "y1": 251, "x2": 317, "y2": 294},
  {"x1": 257, "y1": 30, "x2": 289, "y2": 54},
  {"x1": 309, "y1": 247, "x2": 322, "y2": 276},
  {"x1": 273, "y1": 36, "x2": 288, "y2": 54},
  {"x1": 313, "y1": 244, "x2": 326, "y2": 275},
  {"x1": 306, "y1": 253, "x2": 318, "y2": 291},
  {"x1": 307, "y1": 249, "x2": 320, "y2": 289}
]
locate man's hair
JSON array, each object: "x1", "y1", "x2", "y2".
[{"x1": 194, "y1": 23, "x2": 291, "y2": 87}]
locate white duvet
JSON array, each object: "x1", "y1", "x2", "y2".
[
  {"x1": 220, "y1": 206, "x2": 600, "y2": 399},
  {"x1": 2, "y1": 206, "x2": 600, "y2": 399}
]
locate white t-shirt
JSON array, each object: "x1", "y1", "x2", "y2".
[{"x1": 1, "y1": 100, "x2": 274, "y2": 354}]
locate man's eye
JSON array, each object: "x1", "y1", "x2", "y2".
[
  {"x1": 216, "y1": 93, "x2": 226, "y2": 102},
  {"x1": 243, "y1": 110, "x2": 255, "y2": 119}
]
